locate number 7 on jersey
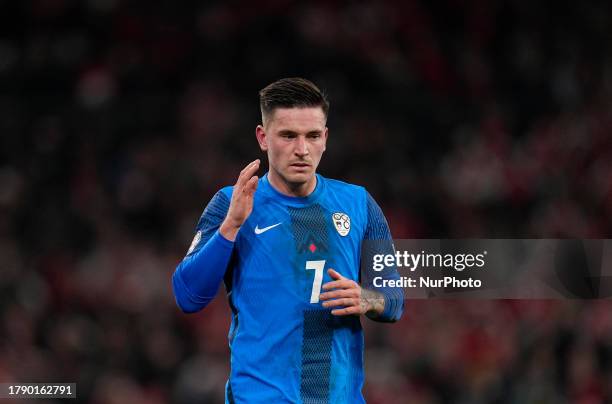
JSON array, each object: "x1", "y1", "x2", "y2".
[{"x1": 306, "y1": 260, "x2": 326, "y2": 303}]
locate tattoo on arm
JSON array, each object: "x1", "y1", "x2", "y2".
[{"x1": 361, "y1": 288, "x2": 385, "y2": 318}]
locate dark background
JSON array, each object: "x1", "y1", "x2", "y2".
[{"x1": 1, "y1": 0, "x2": 611, "y2": 402}]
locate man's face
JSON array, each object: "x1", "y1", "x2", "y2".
[{"x1": 256, "y1": 107, "x2": 328, "y2": 191}]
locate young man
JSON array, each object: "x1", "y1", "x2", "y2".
[{"x1": 172, "y1": 78, "x2": 403, "y2": 403}]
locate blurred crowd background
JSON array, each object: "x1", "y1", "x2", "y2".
[{"x1": 1, "y1": 0, "x2": 611, "y2": 403}]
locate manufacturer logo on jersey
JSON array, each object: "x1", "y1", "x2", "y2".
[
  {"x1": 332, "y1": 212, "x2": 350, "y2": 236},
  {"x1": 187, "y1": 230, "x2": 202, "y2": 255},
  {"x1": 254, "y1": 222, "x2": 282, "y2": 235}
]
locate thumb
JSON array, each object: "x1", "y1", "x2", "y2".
[{"x1": 327, "y1": 268, "x2": 344, "y2": 280}]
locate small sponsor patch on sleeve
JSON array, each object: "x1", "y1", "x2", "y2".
[{"x1": 187, "y1": 230, "x2": 202, "y2": 255}]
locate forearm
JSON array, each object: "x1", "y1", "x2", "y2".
[
  {"x1": 362, "y1": 191, "x2": 405, "y2": 322},
  {"x1": 172, "y1": 230, "x2": 234, "y2": 313}
]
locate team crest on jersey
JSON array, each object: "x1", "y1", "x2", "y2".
[
  {"x1": 332, "y1": 212, "x2": 350, "y2": 236},
  {"x1": 187, "y1": 230, "x2": 202, "y2": 255}
]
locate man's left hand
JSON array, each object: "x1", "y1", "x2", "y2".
[{"x1": 319, "y1": 269, "x2": 385, "y2": 317}]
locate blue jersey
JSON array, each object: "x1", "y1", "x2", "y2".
[{"x1": 172, "y1": 173, "x2": 403, "y2": 403}]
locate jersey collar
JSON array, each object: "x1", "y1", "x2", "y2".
[{"x1": 260, "y1": 172, "x2": 325, "y2": 206}]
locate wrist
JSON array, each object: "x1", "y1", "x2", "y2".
[
  {"x1": 362, "y1": 289, "x2": 385, "y2": 317},
  {"x1": 219, "y1": 218, "x2": 242, "y2": 241}
]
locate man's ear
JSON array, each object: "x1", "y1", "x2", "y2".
[
  {"x1": 255, "y1": 125, "x2": 268, "y2": 151},
  {"x1": 322, "y1": 127, "x2": 329, "y2": 152}
]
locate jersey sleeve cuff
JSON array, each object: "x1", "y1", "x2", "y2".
[
  {"x1": 378, "y1": 292, "x2": 401, "y2": 322},
  {"x1": 215, "y1": 229, "x2": 235, "y2": 246}
]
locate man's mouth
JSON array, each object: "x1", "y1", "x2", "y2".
[{"x1": 290, "y1": 163, "x2": 310, "y2": 167}]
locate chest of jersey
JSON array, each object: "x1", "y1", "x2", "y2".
[{"x1": 233, "y1": 194, "x2": 365, "y2": 307}]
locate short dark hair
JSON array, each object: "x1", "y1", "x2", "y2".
[{"x1": 259, "y1": 77, "x2": 329, "y2": 123}]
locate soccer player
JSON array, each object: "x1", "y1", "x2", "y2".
[{"x1": 172, "y1": 78, "x2": 404, "y2": 403}]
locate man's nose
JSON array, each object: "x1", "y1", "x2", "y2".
[{"x1": 295, "y1": 136, "x2": 309, "y2": 156}]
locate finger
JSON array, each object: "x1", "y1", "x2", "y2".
[
  {"x1": 327, "y1": 268, "x2": 344, "y2": 280},
  {"x1": 236, "y1": 159, "x2": 260, "y2": 187},
  {"x1": 240, "y1": 159, "x2": 260, "y2": 175},
  {"x1": 319, "y1": 289, "x2": 359, "y2": 301},
  {"x1": 244, "y1": 175, "x2": 259, "y2": 195},
  {"x1": 237, "y1": 160, "x2": 260, "y2": 187},
  {"x1": 238, "y1": 160, "x2": 257, "y2": 180},
  {"x1": 322, "y1": 298, "x2": 358, "y2": 308},
  {"x1": 321, "y1": 280, "x2": 352, "y2": 291},
  {"x1": 322, "y1": 280, "x2": 344, "y2": 291},
  {"x1": 331, "y1": 306, "x2": 360, "y2": 316},
  {"x1": 322, "y1": 279, "x2": 355, "y2": 291}
]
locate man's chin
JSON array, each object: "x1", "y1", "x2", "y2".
[{"x1": 283, "y1": 171, "x2": 315, "y2": 185}]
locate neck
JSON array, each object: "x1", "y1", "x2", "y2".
[{"x1": 267, "y1": 170, "x2": 317, "y2": 197}]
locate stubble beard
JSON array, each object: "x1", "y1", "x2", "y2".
[{"x1": 272, "y1": 165, "x2": 316, "y2": 196}]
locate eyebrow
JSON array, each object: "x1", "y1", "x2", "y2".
[{"x1": 277, "y1": 129, "x2": 323, "y2": 136}]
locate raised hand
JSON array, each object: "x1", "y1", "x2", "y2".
[{"x1": 219, "y1": 159, "x2": 260, "y2": 241}]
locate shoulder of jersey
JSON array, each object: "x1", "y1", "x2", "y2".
[
  {"x1": 217, "y1": 181, "x2": 265, "y2": 200},
  {"x1": 219, "y1": 185, "x2": 234, "y2": 200},
  {"x1": 320, "y1": 175, "x2": 366, "y2": 196}
]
